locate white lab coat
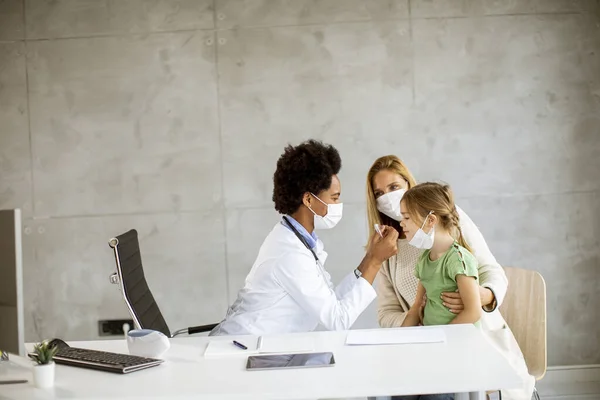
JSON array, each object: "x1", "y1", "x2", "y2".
[{"x1": 211, "y1": 221, "x2": 377, "y2": 336}]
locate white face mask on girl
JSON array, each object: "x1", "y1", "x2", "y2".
[
  {"x1": 308, "y1": 193, "x2": 343, "y2": 230},
  {"x1": 376, "y1": 189, "x2": 407, "y2": 221},
  {"x1": 408, "y1": 211, "x2": 435, "y2": 249}
]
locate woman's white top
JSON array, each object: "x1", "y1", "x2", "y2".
[{"x1": 211, "y1": 221, "x2": 377, "y2": 336}]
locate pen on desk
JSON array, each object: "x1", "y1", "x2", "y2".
[
  {"x1": 232, "y1": 340, "x2": 248, "y2": 350},
  {"x1": 0, "y1": 380, "x2": 28, "y2": 385}
]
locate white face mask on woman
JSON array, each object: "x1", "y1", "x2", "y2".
[
  {"x1": 376, "y1": 189, "x2": 407, "y2": 221},
  {"x1": 408, "y1": 211, "x2": 435, "y2": 249},
  {"x1": 308, "y1": 193, "x2": 343, "y2": 230}
]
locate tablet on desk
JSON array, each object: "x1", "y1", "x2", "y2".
[{"x1": 246, "y1": 352, "x2": 335, "y2": 371}]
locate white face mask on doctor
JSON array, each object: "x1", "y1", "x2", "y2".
[
  {"x1": 307, "y1": 193, "x2": 343, "y2": 230},
  {"x1": 376, "y1": 189, "x2": 407, "y2": 221},
  {"x1": 408, "y1": 211, "x2": 435, "y2": 249}
]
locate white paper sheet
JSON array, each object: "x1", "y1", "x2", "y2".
[
  {"x1": 257, "y1": 335, "x2": 314, "y2": 354},
  {"x1": 345, "y1": 327, "x2": 446, "y2": 346},
  {"x1": 203, "y1": 335, "x2": 315, "y2": 357}
]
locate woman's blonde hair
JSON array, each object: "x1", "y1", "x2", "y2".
[
  {"x1": 402, "y1": 182, "x2": 471, "y2": 252},
  {"x1": 366, "y1": 155, "x2": 417, "y2": 239}
]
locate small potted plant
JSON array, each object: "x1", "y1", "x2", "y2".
[{"x1": 31, "y1": 341, "x2": 58, "y2": 388}]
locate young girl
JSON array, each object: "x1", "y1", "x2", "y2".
[
  {"x1": 400, "y1": 182, "x2": 482, "y2": 328},
  {"x1": 392, "y1": 182, "x2": 481, "y2": 400}
]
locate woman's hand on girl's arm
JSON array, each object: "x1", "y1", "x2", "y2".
[
  {"x1": 402, "y1": 282, "x2": 426, "y2": 327},
  {"x1": 449, "y1": 275, "x2": 482, "y2": 325},
  {"x1": 441, "y1": 286, "x2": 494, "y2": 313}
]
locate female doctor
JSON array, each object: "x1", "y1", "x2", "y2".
[{"x1": 211, "y1": 140, "x2": 399, "y2": 336}]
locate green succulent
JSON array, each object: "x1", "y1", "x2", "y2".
[{"x1": 32, "y1": 341, "x2": 58, "y2": 365}]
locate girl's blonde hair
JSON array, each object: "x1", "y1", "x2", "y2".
[
  {"x1": 402, "y1": 182, "x2": 472, "y2": 252},
  {"x1": 366, "y1": 155, "x2": 417, "y2": 239}
]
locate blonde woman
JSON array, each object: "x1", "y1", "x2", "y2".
[{"x1": 366, "y1": 155, "x2": 534, "y2": 400}]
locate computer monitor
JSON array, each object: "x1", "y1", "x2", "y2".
[{"x1": 0, "y1": 209, "x2": 25, "y2": 356}]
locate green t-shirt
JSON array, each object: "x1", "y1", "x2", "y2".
[{"x1": 415, "y1": 242, "x2": 479, "y2": 326}]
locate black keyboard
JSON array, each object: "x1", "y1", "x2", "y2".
[{"x1": 53, "y1": 347, "x2": 164, "y2": 374}]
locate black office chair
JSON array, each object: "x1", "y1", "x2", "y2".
[{"x1": 108, "y1": 229, "x2": 218, "y2": 337}]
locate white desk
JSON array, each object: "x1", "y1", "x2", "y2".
[{"x1": 1, "y1": 325, "x2": 521, "y2": 400}]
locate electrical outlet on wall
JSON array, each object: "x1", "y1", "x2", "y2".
[{"x1": 98, "y1": 319, "x2": 134, "y2": 336}]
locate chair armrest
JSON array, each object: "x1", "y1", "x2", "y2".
[
  {"x1": 171, "y1": 323, "x2": 219, "y2": 337},
  {"x1": 188, "y1": 323, "x2": 218, "y2": 335}
]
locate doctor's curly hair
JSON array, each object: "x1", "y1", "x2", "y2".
[{"x1": 273, "y1": 140, "x2": 341, "y2": 215}]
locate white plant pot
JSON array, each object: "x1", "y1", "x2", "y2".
[{"x1": 33, "y1": 362, "x2": 55, "y2": 389}]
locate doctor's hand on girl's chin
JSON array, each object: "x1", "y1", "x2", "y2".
[
  {"x1": 367, "y1": 226, "x2": 399, "y2": 263},
  {"x1": 357, "y1": 227, "x2": 398, "y2": 284}
]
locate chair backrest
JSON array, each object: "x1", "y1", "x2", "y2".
[
  {"x1": 108, "y1": 229, "x2": 171, "y2": 337},
  {"x1": 499, "y1": 266, "x2": 547, "y2": 380},
  {"x1": 0, "y1": 209, "x2": 25, "y2": 356}
]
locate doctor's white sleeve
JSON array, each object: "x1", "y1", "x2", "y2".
[
  {"x1": 334, "y1": 272, "x2": 359, "y2": 298},
  {"x1": 272, "y1": 253, "x2": 377, "y2": 331}
]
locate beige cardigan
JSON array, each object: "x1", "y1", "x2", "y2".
[{"x1": 376, "y1": 207, "x2": 535, "y2": 400}]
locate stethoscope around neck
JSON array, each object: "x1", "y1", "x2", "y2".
[
  {"x1": 282, "y1": 216, "x2": 319, "y2": 262},
  {"x1": 283, "y1": 216, "x2": 334, "y2": 289}
]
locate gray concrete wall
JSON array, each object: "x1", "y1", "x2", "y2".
[{"x1": 0, "y1": 0, "x2": 598, "y2": 366}]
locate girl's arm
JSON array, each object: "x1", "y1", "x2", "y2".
[
  {"x1": 450, "y1": 275, "x2": 482, "y2": 324},
  {"x1": 401, "y1": 281, "x2": 426, "y2": 327}
]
